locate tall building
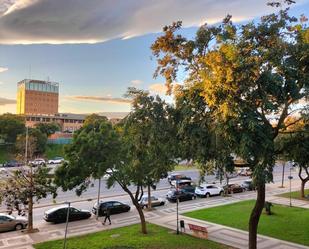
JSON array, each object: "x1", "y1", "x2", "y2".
[{"x1": 17, "y1": 79, "x2": 59, "y2": 115}]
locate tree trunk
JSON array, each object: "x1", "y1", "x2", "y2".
[
  {"x1": 133, "y1": 200, "x2": 147, "y2": 234},
  {"x1": 281, "y1": 162, "x2": 285, "y2": 188},
  {"x1": 27, "y1": 195, "x2": 33, "y2": 232},
  {"x1": 300, "y1": 180, "x2": 308, "y2": 198},
  {"x1": 147, "y1": 184, "x2": 152, "y2": 211},
  {"x1": 248, "y1": 182, "x2": 265, "y2": 249}
]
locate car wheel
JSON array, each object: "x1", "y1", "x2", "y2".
[
  {"x1": 205, "y1": 193, "x2": 210, "y2": 198},
  {"x1": 15, "y1": 224, "x2": 23, "y2": 231},
  {"x1": 160, "y1": 202, "x2": 164, "y2": 206}
]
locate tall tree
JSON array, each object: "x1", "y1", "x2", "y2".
[
  {"x1": 54, "y1": 115, "x2": 120, "y2": 195},
  {"x1": 151, "y1": 7, "x2": 308, "y2": 249}
]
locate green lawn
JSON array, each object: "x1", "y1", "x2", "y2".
[
  {"x1": 277, "y1": 189, "x2": 309, "y2": 201},
  {"x1": 185, "y1": 200, "x2": 309, "y2": 246},
  {"x1": 34, "y1": 223, "x2": 231, "y2": 249},
  {"x1": 45, "y1": 144, "x2": 66, "y2": 159}
]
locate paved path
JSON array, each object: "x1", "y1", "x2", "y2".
[{"x1": 0, "y1": 184, "x2": 308, "y2": 249}]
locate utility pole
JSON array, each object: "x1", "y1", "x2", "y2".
[
  {"x1": 63, "y1": 202, "x2": 71, "y2": 249},
  {"x1": 96, "y1": 177, "x2": 101, "y2": 221}
]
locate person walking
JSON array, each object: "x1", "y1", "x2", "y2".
[{"x1": 102, "y1": 206, "x2": 111, "y2": 225}]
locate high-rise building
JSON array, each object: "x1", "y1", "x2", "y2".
[{"x1": 16, "y1": 79, "x2": 59, "y2": 115}]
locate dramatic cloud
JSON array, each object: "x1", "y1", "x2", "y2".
[
  {"x1": 0, "y1": 97, "x2": 15, "y2": 105},
  {"x1": 0, "y1": 0, "x2": 306, "y2": 44},
  {"x1": 131, "y1": 79, "x2": 143, "y2": 86},
  {"x1": 66, "y1": 95, "x2": 131, "y2": 104},
  {"x1": 0, "y1": 67, "x2": 8, "y2": 72}
]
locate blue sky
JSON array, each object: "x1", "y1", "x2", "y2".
[{"x1": 0, "y1": 0, "x2": 309, "y2": 114}]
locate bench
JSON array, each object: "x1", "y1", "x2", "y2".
[{"x1": 188, "y1": 223, "x2": 208, "y2": 239}]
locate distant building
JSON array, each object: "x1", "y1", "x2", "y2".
[{"x1": 17, "y1": 79, "x2": 59, "y2": 115}]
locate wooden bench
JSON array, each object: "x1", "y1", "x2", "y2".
[{"x1": 188, "y1": 223, "x2": 208, "y2": 239}]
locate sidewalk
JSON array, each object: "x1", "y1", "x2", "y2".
[{"x1": 149, "y1": 214, "x2": 309, "y2": 249}]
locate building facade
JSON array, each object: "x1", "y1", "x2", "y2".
[{"x1": 17, "y1": 79, "x2": 59, "y2": 115}]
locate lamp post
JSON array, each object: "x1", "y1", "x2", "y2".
[
  {"x1": 63, "y1": 202, "x2": 71, "y2": 249},
  {"x1": 176, "y1": 179, "x2": 179, "y2": 235},
  {"x1": 288, "y1": 167, "x2": 293, "y2": 207},
  {"x1": 96, "y1": 177, "x2": 101, "y2": 221}
]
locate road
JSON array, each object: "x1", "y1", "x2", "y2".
[{"x1": 0, "y1": 162, "x2": 301, "y2": 227}]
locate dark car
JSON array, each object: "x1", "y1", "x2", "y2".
[
  {"x1": 224, "y1": 184, "x2": 244, "y2": 194},
  {"x1": 44, "y1": 206, "x2": 91, "y2": 223},
  {"x1": 167, "y1": 174, "x2": 191, "y2": 184},
  {"x1": 3, "y1": 160, "x2": 23, "y2": 168},
  {"x1": 92, "y1": 201, "x2": 130, "y2": 216},
  {"x1": 179, "y1": 185, "x2": 196, "y2": 194},
  {"x1": 241, "y1": 180, "x2": 255, "y2": 191},
  {"x1": 166, "y1": 189, "x2": 196, "y2": 203}
]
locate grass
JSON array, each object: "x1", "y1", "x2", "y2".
[
  {"x1": 277, "y1": 189, "x2": 309, "y2": 201},
  {"x1": 34, "y1": 223, "x2": 231, "y2": 249},
  {"x1": 45, "y1": 144, "x2": 66, "y2": 159},
  {"x1": 185, "y1": 200, "x2": 309, "y2": 246}
]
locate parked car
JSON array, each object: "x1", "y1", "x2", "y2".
[
  {"x1": 48, "y1": 157, "x2": 64, "y2": 164},
  {"x1": 168, "y1": 174, "x2": 191, "y2": 184},
  {"x1": 3, "y1": 160, "x2": 23, "y2": 168},
  {"x1": 92, "y1": 201, "x2": 130, "y2": 216},
  {"x1": 241, "y1": 179, "x2": 255, "y2": 191},
  {"x1": 195, "y1": 184, "x2": 224, "y2": 198},
  {"x1": 44, "y1": 205, "x2": 91, "y2": 223},
  {"x1": 139, "y1": 195, "x2": 165, "y2": 209},
  {"x1": 179, "y1": 184, "x2": 196, "y2": 194},
  {"x1": 166, "y1": 189, "x2": 196, "y2": 203},
  {"x1": 238, "y1": 168, "x2": 253, "y2": 177},
  {"x1": 29, "y1": 158, "x2": 46, "y2": 166},
  {"x1": 224, "y1": 184, "x2": 244, "y2": 194},
  {"x1": 0, "y1": 213, "x2": 28, "y2": 232}
]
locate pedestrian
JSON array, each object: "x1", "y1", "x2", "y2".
[{"x1": 102, "y1": 207, "x2": 111, "y2": 225}]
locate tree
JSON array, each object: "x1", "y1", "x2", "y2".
[
  {"x1": 151, "y1": 7, "x2": 308, "y2": 249},
  {"x1": 0, "y1": 113, "x2": 25, "y2": 143},
  {"x1": 276, "y1": 114, "x2": 309, "y2": 198},
  {"x1": 0, "y1": 166, "x2": 57, "y2": 232},
  {"x1": 54, "y1": 114, "x2": 120, "y2": 195},
  {"x1": 15, "y1": 128, "x2": 47, "y2": 158},
  {"x1": 172, "y1": 84, "x2": 234, "y2": 187},
  {"x1": 35, "y1": 122, "x2": 60, "y2": 137},
  {"x1": 123, "y1": 88, "x2": 175, "y2": 212}
]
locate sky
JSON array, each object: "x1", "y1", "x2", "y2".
[{"x1": 0, "y1": 0, "x2": 309, "y2": 114}]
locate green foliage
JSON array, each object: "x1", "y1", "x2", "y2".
[
  {"x1": 54, "y1": 115, "x2": 120, "y2": 195},
  {"x1": 35, "y1": 122, "x2": 60, "y2": 136},
  {"x1": 34, "y1": 223, "x2": 229, "y2": 249},
  {"x1": 45, "y1": 144, "x2": 66, "y2": 159},
  {"x1": 0, "y1": 113, "x2": 25, "y2": 143},
  {"x1": 185, "y1": 200, "x2": 309, "y2": 246}
]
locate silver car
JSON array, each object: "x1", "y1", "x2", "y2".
[
  {"x1": 139, "y1": 196, "x2": 165, "y2": 209},
  {"x1": 0, "y1": 214, "x2": 28, "y2": 232}
]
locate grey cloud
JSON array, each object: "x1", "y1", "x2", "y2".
[
  {"x1": 67, "y1": 95, "x2": 131, "y2": 104},
  {"x1": 0, "y1": 97, "x2": 15, "y2": 105},
  {"x1": 0, "y1": 0, "x2": 306, "y2": 44}
]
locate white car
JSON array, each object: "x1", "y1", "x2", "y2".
[
  {"x1": 48, "y1": 157, "x2": 64, "y2": 164},
  {"x1": 29, "y1": 158, "x2": 46, "y2": 166},
  {"x1": 195, "y1": 184, "x2": 223, "y2": 198}
]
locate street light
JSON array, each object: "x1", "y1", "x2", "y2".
[
  {"x1": 63, "y1": 202, "x2": 70, "y2": 249},
  {"x1": 176, "y1": 179, "x2": 179, "y2": 235},
  {"x1": 288, "y1": 166, "x2": 293, "y2": 207},
  {"x1": 96, "y1": 177, "x2": 101, "y2": 221}
]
